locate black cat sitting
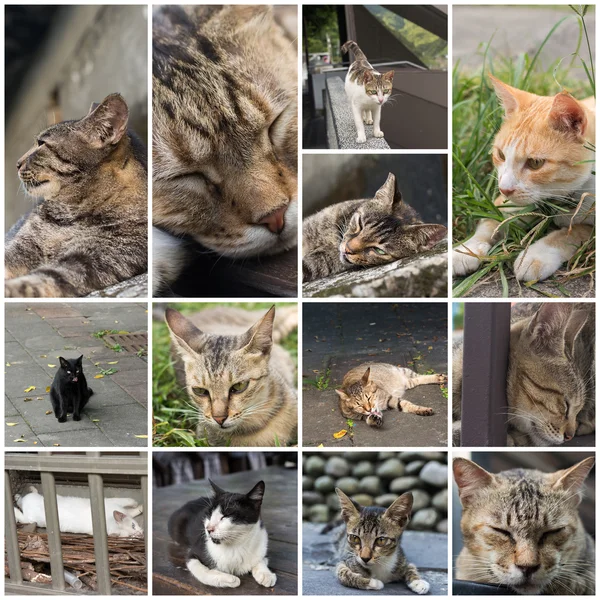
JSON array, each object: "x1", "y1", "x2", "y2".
[{"x1": 50, "y1": 356, "x2": 94, "y2": 422}]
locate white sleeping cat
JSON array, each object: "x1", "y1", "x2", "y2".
[{"x1": 14, "y1": 487, "x2": 144, "y2": 538}]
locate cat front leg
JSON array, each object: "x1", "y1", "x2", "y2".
[
  {"x1": 513, "y1": 224, "x2": 592, "y2": 282},
  {"x1": 351, "y1": 103, "x2": 367, "y2": 144},
  {"x1": 336, "y1": 562, "x2": 383, "y2": 590},
  {"x1": 399, "y1": 399, "x2": 434, "y2": 416},
  {"x1": 251, "y1": 558, "x2": 277, "y2": 587},
  {"x1": 363, "y1": 109, "x2": 373, "y2": 125},
  {"x1": 186, "y1": 557, "x2": 241, "y2": 588},
  {"x1": 372, "y1": 104, "x2": 384, "y2": 138},
  {"x1": 452, "y1": 217, "x2": 497, "y2": 276},
  {"x1": 400, "y1": 562, "x2": 430, "y2": 595}
]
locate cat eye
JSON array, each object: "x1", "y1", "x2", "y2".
[
  {"x1": 192, "y1": 387, "x2": 209, "y2": 397},
  {"x1": 491, "y1": 526, "x2": 513, "y2": 540},
  {"x1": 526, "y1": 158, "x2": 545, "y2": 170},
  {"x1": 540, "y1": 527, "x2": 565, "y2": 542},
  {"x1": 371, "y1": 247, "x2": 386, "y2": 255},
  {"x1": 383, "y1": 89, "x2": 391, "y2": 94},
  {"x1": 375, "y1": 536, "x2": 388, "y2": 546},
  {"x1": 367, "y1": 90, "x2": 377, "y2": 95},
  {"x1": 348, "y1": 534, "x2": 361, "y2": 545},
  {"x1": 230, "y1": 381, "x2": 249, "y2": 394}
]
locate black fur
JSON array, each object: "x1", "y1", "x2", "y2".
[{"x1": 49, "y1": 355, "x2": 94, "y2": 422}]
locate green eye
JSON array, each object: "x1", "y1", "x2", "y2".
[
  {"x1": 368, "y1": 90, "x2": 377, "y2": 95},
  {"x1": 372, "y1": 247, "x2": 386, "y2": 255},
  {"x1": 192, "y1": 387, "x2": 209, "y2": 397},
  {"x1": 230, "y1": 381, "x2": 249, "y2": 394},
  {"x1": 383, "y1": 89, "x2": 391, "y2": 94},
  {"x1": 526, "y1": 158, "x2": 545, "y2": 170},
  {"x1": 375, "y1": 536, "x2": 388, "y2": 546},
  {"x1": 348, "y1": 534, "x2": 361, "y2": 545}
]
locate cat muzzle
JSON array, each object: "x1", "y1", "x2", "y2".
[
  {"x1": 259, "y1": 205, "x2": 287, "y2": 235},
  {"x1": 72, "y1": 377, "x2": 79, "y2": 383}
]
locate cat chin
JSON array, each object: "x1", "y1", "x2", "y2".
[{"x1": 22, "y1": 180, "x2": 60, "y2": 199}]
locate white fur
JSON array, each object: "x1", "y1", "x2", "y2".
[
  {"x1": 513, "y1": 240, "x2": 568, "y2": 282},
  {"x1": 15, "y1": 489, "x2": 143, "y2": 537},
  {"x1": 186, "y1": 558, "x2": 241, "y2": 588},
  {"x1": 408, "y1": 579, "x2": 430, "y2": 595},
  {"x1": 368, "y1": 553, "x2": 398, "y2": 584},
  {"x1": 367, "y1": 578, "x2": 384, "y2": 590},
  {"x1": 152, "y1": 227, "x2": 188, "y2": 295}
]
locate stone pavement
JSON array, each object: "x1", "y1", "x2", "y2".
[
  {"x1": 303, "y1": 303, "x2": 448, "y2": 447},
  {"x1": 303, "y1": 523, "x2": 448, "y2": 595},
  {"x1": 5, "y1": 303, "x2": 148, "y2": 447}
]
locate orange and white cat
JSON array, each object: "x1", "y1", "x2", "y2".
[{"x1": 453, "y1": 75, "x2": 595, "y2": 282}]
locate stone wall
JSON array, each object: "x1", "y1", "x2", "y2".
[{"x1": 303, "y1": 451, "x2": 448, "y2": 533}]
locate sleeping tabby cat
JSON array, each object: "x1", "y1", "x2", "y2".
[
  {"x1": 6, "y1": 94, "x2": 147, "y2": 297},
  {"x1": 303, "y1": 173, "x2": 446, "y2": 282},
  {"x1": 342, "y1": 41, "x2": 394, "y2": 144},
  {"x1": 453, "y1": 456, "x2": 595, "y2": 595},
  {"x1": 152, "y1": 5, "x2": 298, "y2": 293},
  {"x1": 453, "y1": 75, "x2": 595, "y2": 283},
  {"x1": 334, "y1": 488, "x2": 430, "y2": 594},
  {"x1": 336, "y1": 363, "x2": 445, "y2": 427},
  {"x1": 165, "y1": 305, "x2": 298, "y2": 446},
  {"x1": 453, "y1": 303, "x2": 595, "y2": 446}
]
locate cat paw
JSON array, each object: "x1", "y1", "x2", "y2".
[
  {"x1": 417, "y1": 407, "x2": 434, "y2": 416},
  {"x1": 253, "y1": 569, "x2": 277, "y2": 587},
  {"x1": 436, "y1": 374, "x2": 447, "y2": 384},
  {"x1": 452, "y1": 241, "x2": 490, "y2": 276},
  {"x1": 5, "y1": 275, "x2": 52, "y2": 298},
  {"x1": 514, "y1": 244, "x2": 563, "y2": 282},
  {"x1": 356, "y1": 134, "x2": 367, "y2": 144},
  {"x1": 373, "y1": 130, "x2": 385, "y2": 138},
  {"x1": 408, "y1": 579, "x2": 430, "y2": 595},
  {"x1": 213, "y1": 573, "x2": 241, "y2": 588},
  {"x1": 364, "y1": 118, "x2": 373, "y2": 125},
  {"x1": 58, "y1": 416, "x2": 67, "y2": 423},
  {"x1": 368, "y1": 578, "x2": 384, "y2": 590},
  {"x1": 73, "y1": 414, "x2": 81, "y2": 421},
  {"x1": 366, "y1": 412, "x2": 383, "y2": 428}
]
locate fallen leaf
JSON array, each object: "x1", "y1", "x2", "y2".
[
  {"x1": 40, "y1": 355, "x2": 47, "y2": 358},
  {"x1": 6, "y1": 362, "x2": 11, "y2": 367},
  {"x1": 428, "y1": 346, "x2": 433, "y2": 351},
  {"x1": 94, "y1": 362, "x2": 100, "y2": 366},
  {"x1": 53, "y1": 444, "x2": 60, "y2": 447},
  {"x1": 6, "y1": 422, "x2": 18, "y2": 426},
  {"x1": 14, "y1": 438, "x2": 27, "y2": 443},
  {"x1": 24, "y1": 398, "x2": 33, "y2": 402},
  {"x1": 134, "y1": 435, "x2": 148, "y2": 439},
  {"x1": 92, "y1": 419, "x2": 100, "y2": 423},
  {"x1": 24, "y1": 386, "x2": 36, "y2": 393},
  {"x1": 33, "y1": 442, "x2": 38, "y2": 445},
  {"x1": 48, "y1": 364, "x2": 56, "y2": 368},
  {"x1": 94, "y1": 374, "x2": 104, "y2": 379},
  {"x1": 45, "y1": 387, "x2": 51, "y2": 393},
  {"x1": 317, "y1": 443, "x2": 324, "y2": 448},
  {"x1": 107, "y1": 361, "x2": 119, "y2": 365},
  {"x1": 333, "y1": 429, "x2": 347, "y2": 439},
  {"x1": 45, "y1": 410, "x2": 53, "y2": 415}
]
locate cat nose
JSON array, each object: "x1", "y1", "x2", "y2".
[
  {"x1": 516, "y1": 564, "x2": 540, "y2": 578},
  {"x1": 259, "y1": 204, "x2": 287, "y2": 235},
  {"x1": 213, "y1": 415, "x2": 227, "y2": 426},
  {"x1": 16, "y1": 157, "x2": 25, "y2": 171},
  {"x1": 361, "y1": 556, "x2": 371, "y2": 563},
  {"x1": 500, "y1": 186, "x2": 515, "y2": 197},
  {"x1": 206, "y1": 524, "x2": 216, "y2": 533},
  {"x1": 564, "y1": 432, "x2": 573, "y2": 441}
]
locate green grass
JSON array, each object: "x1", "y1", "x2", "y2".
[
  {"x1": 303, "y1": 367, "x2": 332, "y2": 390},
  {"x1": 152, "y1": 303, "x2": 298, "y2": 447},
  {"x1": 453, "y1": 6, "x2": 595, "y2": 297}
]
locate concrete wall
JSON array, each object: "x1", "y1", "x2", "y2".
[{"x1": 5, "y1": 5, "x2": 148, "y2": 230}]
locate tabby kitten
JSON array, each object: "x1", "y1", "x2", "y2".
[
  {"x1": 453, "y1": 457, "x2": 595, "y2": 595},
  {"x1": 5, "y1": 94, "x2": 147, "y2": 297},
  {"x1": 303, "y1": 173, "x2": 446, "y2": 282},
  {"x1": 335, "y1": 488, "x2": 429, "y2": 594},
  {"x1": 152, "y1": 5, "x2": 298, "y2": 293},
  {"x1": 165, "y1": 305, "x2": 298, "y2": 446},
  {"x1": 342, "y1": 41, "x2": 394, "y2": 144},
  {"x1": 453, "y1": 75, "x2": 595, "y2": 283},
  {"x1": 453, "y1": 303, "x2": 595, "y2": 446},
  {"x1": 336, "y1": 363, "x2": 445, "y2": 427}
]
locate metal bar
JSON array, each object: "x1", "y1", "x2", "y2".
[
  {"x1": 141, "y1": 473, "x2": 148, "y2": 566},
  {"x1": 88, "y1": 461, "x2": 112, "y2": 594},
  {"x1": 41, "y1": 472, "x2": 66, "y2": 591},
  {"x1": 461, "y1": 303, "x2": 511, "y2": 446},
  {"x1": 5, "y1": 471, "x2": 23, "y2": 584},
  {"x1": 4, "y1": 455, "x2": 147, "y2": 474}
]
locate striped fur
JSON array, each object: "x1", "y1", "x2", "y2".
[
  {"x1": 5, "y1": 94, "x2": 147, "y2": 297},
  {"x1": 302, "y1": 173, "x2": 446, "y2": 282},
  {"x1": 152, "y1": 5, "x2": 298, "y2": 282}
]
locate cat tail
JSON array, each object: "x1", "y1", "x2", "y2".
[
  {"x1": 272, "y1": 305, "x2": 298, "y2": 344},
  {"x1": 341, "y1": 40, "x2": 367, "y2": 62}
]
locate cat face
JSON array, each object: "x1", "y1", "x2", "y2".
[
  {"x1": 16, "y1": 94, "x2": 129, "y2": 200},
  {"x1": 363, "y1": 71, "x2": 394, "y2": 106},
  {"x1": 336, "y1": 488, "x2": 412, "y2": 566},
  {"x1": 58, "y1": 355, "x2": 84, "y2": 384},
  {"x1": 454, "y1": 457, "x2": 594, "y2": 595},
  {"x1": 204, "y1": 480, "x2": 264, "y2": 544},
  {"x1": 490, "y1": 75, "x2": 594, "y2": 206},
  {"x1": 507, "y1": 304, "x2": 592, "y2": 445},
  {"x1": 153, "y1": 6, "x2": 298, "y2": 258},
  {"x1": 335, "y1": 367, "x2": 377, "y2": 416},
  {"x1": 165, "y1": 306, "x2": 275, "y2": 434},
  {"x1": 113, "y1": 510, "x2": 144, "y2": 539},
  {"x1": 339, "y1": 173, "x2": 446, "y2": 267}
]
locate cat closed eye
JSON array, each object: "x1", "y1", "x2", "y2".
[
  {"x1": 230, "y1": 381, "x2": 249, "y2": 394},
  {"x1": 192, "y1": 386, "x2": 210, "y2": 397},
  {"x1": 491, "y1": 526, "x2": 513, "y2": 539},
  {"x1": 526, "y1": 157, "x2": 546, "y2": 170},
  {"x1": 540, "y1": 527, "x2": 565, "y2": 541}
]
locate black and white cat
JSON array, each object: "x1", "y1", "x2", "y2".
[
  {"x1": 50, "y1": 356, "x2": 93, "y2": 422},
  {"x1": 168, "y1": 480, "x2": 277, "y2": 589}
]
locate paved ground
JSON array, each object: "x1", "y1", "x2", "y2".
[
  {"x1": 5, "y1": 303, "x2": 148, "y2": 447},
  {"x1": 302, "y1": 304, "x2": 448, "y2": 447},
  {"x1": 303, "y1": 523, "x2": 448, "y2": 595}
]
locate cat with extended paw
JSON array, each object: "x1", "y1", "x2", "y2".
[
  {"x1": 168, "y1": 480, "x2": 277, "y2": 589},
  {"x1": 334, "y1": 488, "x2": 430, "y2": 594},
  {"x1": 341, "y1": 41, "x2": 394, "y2": 144},
  {"x1": 336, "y1": 363, "x2": 445, "y2": 428},
  {"x1": 50, "y1": 356, "x2": 94, "y2": 423},
  {"x1": 303, "y1": 173, "x2": 446, "y2": 283}
]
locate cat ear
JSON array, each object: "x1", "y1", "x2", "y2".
[
  {"x1": 208, "y1": 479, "x2": 226, "y2": 496},
  {"x1": 551, "y1": 457, "x2": 594, "y2": 505},
  {"x1": 361, "y1": 367, "x2": 371, "y2": 386},
  {"x1": 165, "y1": 308, "x2": 206, "y2": 356},
  {"x1": 489, "y1": 74, "x2": 533, "y2": 117},
  {"x1": 563, "y1": 309, "x2": 589, "y2": 359},
  {"x1": 59, "y1": 357, "x2": 69, "y2": 369},
  {"x1": 383, "y1": 492, "x2": 412, "y2": 527},
  {"x1": 242, "y1": 306, "x2": 274, "y2": 356},
  {"x1": 382, "y1": 70, "x2": 394, "y2": 84},
  {"x1": 113, "y1": 510, "x2": 126, "y2": 523},
  {"x1": 87, "y1": 101, "x2": 100, "y2": 115},
  {"x1": 549, "y1": 92, "x2": 587, "y2": 138},
  {"x1": 527, "y1": 303, "x2": 573, "y2": 353},
  {"x1": 80, "y1": 93, "x2": 129, "y2": 148},
  {"x1": 335, "y1": 488, "x2": 360, "y2": 522},
  {"x1": 246, "y1": 481, "x2": 265, "y2": 504},
  {"x1": 335, "y1": 389, "x2": 349, "y2": 401},
  {"x1": 76, "y1": 355, "x2": 83, "y2": 365},
  {"x1": 404, "y1": 224, "x2": 447, "y2": 250},
  {"x1": 453, "y1": 458, "x2": 495, "y2": 507},
  {"x1": 373, "y1": 173, "x2": 396, "y2": 209},
  {"x1": 224, "y1": 5, "x2": 274, "y2": 36},
  {"x1": 364, "y1": 71, "x2": 375, "y2": 84}
]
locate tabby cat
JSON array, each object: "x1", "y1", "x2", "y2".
[
  {"x1": 453, "y1": 75, "x2": 595, "y2": 283},
  {"x1": 453, "y1": 456, "x2": 595, "y2": 595},
  {"x1": 152, "y1": 5, "x2": 298, "y2": 293},
  {"x1": 453, "y1": 303, "x2": 595, "y2": 446},
  {"x1": 165, "y1": 305, "x2": 298, "y2": 446},
  {"x1": 336, "y1": 363, "x2": 445, "y2": 427},
  {"x1": 342, "y1": 41, "x2": 394, "y2": 144},
  {"x1": 5, "y1": 94, "x2": 147, "y2": 297},
  {"x1": 335, "y1": 488, "x2": 430, "y2": 594},
  {"x1": 303, "y1": 173, "x2": 446, "y2": 282}
]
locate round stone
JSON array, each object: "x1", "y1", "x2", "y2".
[
  {"x1": 314, "y1": 475, "x2": 335, "y2": 493},
  {"x1": 327, "y1": 493, "x2": 341, "y2": 511},
  {"x1": 336, "y1": 477, "x2": 360, "y2": 496},
  {"x1": 352, "y1": 461, "x2": 375, "y2": 478},
  {"x1": 303, "y1": 491, "x2": 325, "y2": 506},
  {"x1": 375, "y1": 493, "x2": 399, "y2": 507},
  {"x1": 359, "y1": 475, "x2": 382, "y2": 496},
  {"x1": 302, "y1": 476, "x2": 315, "y2": 491},
  {"x1": 436, "y1": 519, "x2": 448, "y2": 533},
  {"x1": 325, "y1": 456, "x2": 350, "y2": 478},
  {"x1": 351, "y1": 493, "x2": 374, "y2": 507},
  {"x1": 420, "y1": 461, "x2": 448, "y2": 488},
  {"x1": 411, "y1": 489, "x2": 431, "y2": 512},
  {"x1": 405, "y1": 460, "x2": 425, "y2": 475},
  {"x1": 305, "y1": 455, "x2": 326, "y2": 477},
  {"x1": 410, "y1": 508, "x2": 440, "y2": 530},
  {"x1": 378, "y1": 451, "x2": 397, "y2": 460},
  {"x1": 432, "y1": 489, "x2": 448, "y2": 512},
  {"x1": 309, "y1": 504, "x2": 330, "y2": 523},
  {"x1": 389, "y1": 476, "x2": 421, "y2": 493},
  {"x1": 376, "y1": 458, "x2": 405, "y2": 479}
]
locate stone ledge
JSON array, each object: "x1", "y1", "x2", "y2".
[
  {"x1": 303, "y1": 242, "x2": 448, "y2": 298},
  {"x1": 86, "y1": 273, "x2": 148, "y2": 298},
  {"x1": 325, "y1": 77, "x2": 391, "y2": 150}
]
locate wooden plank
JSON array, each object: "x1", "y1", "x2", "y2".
[
  {"x1": 40, "y1": 472, "x2": 65, "y2": 592},
  {"x1": 5, "y1": 471, "x2": 23, "y2": 585}
]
